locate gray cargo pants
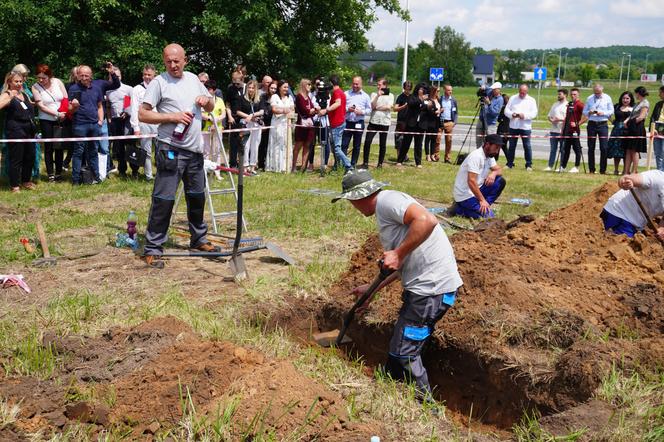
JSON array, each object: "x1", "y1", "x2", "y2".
[
  {"x1": 386, "y1": 289, "x2": 457, "y2": 399},
  {"x1": 143, "y1": 142, "x2": 208, "y2": 256}
]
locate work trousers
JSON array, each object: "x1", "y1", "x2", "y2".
[
  {"x1": 362, "y1": 123, "x2": 389, "y2": 167},
  {"x1": 144, "y1": 143, "x2": 208, "y2": 256},
  {"x1": 453, "y1": 176, "x2": 506, "y2": 219},
  {"x1": 587, "y1": 121, "x2": 608, "y2": 174},
  {"x1": 386, "y1": 290, "x2": 456, "y2": 399},
  {"x1": 436, "y1": 121, "x2": 454, "y2": 162}
]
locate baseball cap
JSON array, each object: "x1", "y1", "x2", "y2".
[
  {"x1": 331, "y1": 170, "x2": 388, "y2": 203},
  {"x1": 484, "y1": 133, "x2": 504, "y2": 146},
  {"x1": 489, "y1": 82, "x2": 502, "y2": 89}
]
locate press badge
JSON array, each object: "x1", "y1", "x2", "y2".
[
  {"x1": 452, "y1": 107, "x2": 457, "y2": 112},
  {"x1": 355, "y1": 123, "x2": 362, "y2": 129},
  {"x1": 20, "y1": 101, "x2": 28, "y2": 110}
]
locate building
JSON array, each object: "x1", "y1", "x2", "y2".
[{"x1": 472, "y1": 54, "x2": 495, "y2": 86}]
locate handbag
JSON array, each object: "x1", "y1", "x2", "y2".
[{"x1": 301, "y1": 117, "x2": 314, "y2": 127}]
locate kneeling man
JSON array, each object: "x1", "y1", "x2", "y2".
[
  {"x1": 450, "y1": 134, "x2": 505, "y2": 218},
  {"x1": 332, "y1": 170, "x2": 463, "y2": 401},
  {"x1": 601, "y1": 170, "x2": 664, "y2": 239}
]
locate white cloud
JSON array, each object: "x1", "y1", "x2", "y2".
[{"x1": 609, "y1": 0, "x2": 664, "y2": 18}]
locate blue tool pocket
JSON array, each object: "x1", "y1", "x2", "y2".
[
  {"x1": 442, "y1": 292, "x2": 456, "y2": 307},
  {"x1": 403, "y1": 325, "x2": 431, "y2": 341}
]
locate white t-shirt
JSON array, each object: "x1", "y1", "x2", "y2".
[
  {"x1": 604, "y1": 170, "x2": 664, "y2": 229},
  {"x1": 453, "y1": 147, "x2": 497, "y2": 202},
  {"x1": 375, "y1": 190, "x2": 463, "y2": 296},
  {"x1": 33, "y1": 79, "x2": 66, "y2": 122},
  {"x1": 143, "y1": 71, "x2": 211, "y2": 153},
  {"x1": 548, "y1": 100, "x2": 567, "y2": 133},
  {"x1": 369, "y1": 92, "x2": 394, "y2": 126}
]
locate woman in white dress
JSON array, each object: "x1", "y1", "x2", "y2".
[
  {"x1": 266, "y1": 80, "x2": 294, "y2": 172},
  {"x1": 237, "y1": 80, "x2": 264, "y2": 175}
]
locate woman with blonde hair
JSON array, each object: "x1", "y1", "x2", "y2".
[
  {"x1": 293, "y1": 78, "x2": 316, "y2": 172},
  {"x1": 10, "y1": 64, "x2": 41, "y2": 179},
  {"x1": 236, "y1": 79, "x2": 264, "y2": 175},
  {"x1": 1, "y1": 72, "x2": 37, "y2": 192}
]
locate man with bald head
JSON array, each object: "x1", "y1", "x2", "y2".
[
  {"x1": 503, "y1": 84, "x2": 538, "y2": 170},
  {"x1": 68, "y1": 65, "x2": 104, "y2": 185},
  {"x1": 138, "y1": 43, "x2": 216, "y2": 268},
  {"x1": 342, "y1": 76, "x2": 371, "y2": 167},
  {"x1": 260, "y1": 75, "x2": 273, "y2": 97},
  {"x1": 581, "y1": 83, "x2": 614, "y2": 174}
]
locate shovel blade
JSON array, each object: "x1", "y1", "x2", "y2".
[
  {"x1": 264, "y1": 242, "x2": 297, "y2": 266},
  {"x1": 229, "y1": 254, "x2": 248, "y2": 282},
  {"x1": 312, "y1": 329, "x2": 352, "y2": 347}
]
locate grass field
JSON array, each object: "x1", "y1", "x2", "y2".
[{"x1": 1, "y1": 149, "x2": 663, "y2": 439}]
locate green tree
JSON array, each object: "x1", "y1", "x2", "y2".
[
  {"x1": 431, "y1": 26, "x2": 474, "y2": 86},
  {"x1": 0, "y1": 0, "x2": 404, "y2": 84},
  {"x1": 498, "y1": 51, "x2": 528, "y2": 83},
  {"x1": 653, "y1": 61, "x2": 664, "y2": 77},
  {"x1": 576, "y1": 64, "x2": 596, "y2": 86}
]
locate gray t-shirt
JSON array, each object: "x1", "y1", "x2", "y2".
[
  {"x1": 143, "y1": 71, "x2": 211, "y2": 153},
  {"x1": 375, "y1": 190, "x2": 463, "y2": 296}
]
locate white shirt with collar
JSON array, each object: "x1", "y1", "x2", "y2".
[{"x1": 504, "y1": 94, "x2": 538, "y2": 130}]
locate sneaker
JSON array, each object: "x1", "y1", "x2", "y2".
[
  {"x1": 48, "y1": 175, "x2": 56, "y2": 182},
  {"x1": 543, "y1": 166, "x2": 552, "y2": 171},
  {"x1": 526, "y1": 167, "x2": 533, "y2": 172},
  {"x1": 416, "y1": 164, "x2": 423, "y2": 169},
  {"x1": 142, "y1": 255, "x2": 165, "y2": 269},
  {"x1": 108, "y1": 168, "x2": 119, "y2": 174},
  {"x1": 557, "y1": 167, "x2": 565, "y2": 173},
  {"x1": 191, "y1": 242, "x2": 221, "y2": 253},
  {"x1": 569, "y1": 167, "x2": 579, "y2": 173},
  {"x1": 359, "y1": 164, "x2": 369, "y2": 170}
]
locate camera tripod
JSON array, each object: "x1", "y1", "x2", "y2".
[
  {"x1": 454, "y1": 98, "x2": 485, "y2": 164},
  {"x1": 302, "y1": 113, "x2": 331, "y2": 177},
  {"x1": 553, "y1": 100, "x2": 586, "y2": 173}
]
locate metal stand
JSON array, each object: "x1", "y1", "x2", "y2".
[{"x1": 454, "y1": 100, "x2": 483, "y2": 164}]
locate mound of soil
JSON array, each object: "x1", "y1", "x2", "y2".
[
  {"x1": 314, "y1": 182, "x2": 664, "y2": 433},
  {"x1": 0, "y1": 317, "x2": 381, "y2": 440}
]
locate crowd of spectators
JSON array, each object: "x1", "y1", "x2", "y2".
[{"x1": 1, "y1": 60, "x2": 663, "y2": 193}]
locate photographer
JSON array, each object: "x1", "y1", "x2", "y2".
[
  {"x1": 476, "y1": 82, "x2": 503, "y2": 148},
  {"x1": 560, "y1": 88, "x2": 584, "y2": 173},
  {"x1": 396, "y1": 82, "x2": 428, "y2": 168},
  {"x1": 394, "y1": 81, "x2": 412, "y2": 158},
  {"x1": 309, "y1": 76, "x2": 332, "y2": 168},
  {"x1": 361, "y1": 78, "x2": 394, "y2": 169},
  {"x1": 226, "y1": 70, "x2": 246, "y2": 168}
]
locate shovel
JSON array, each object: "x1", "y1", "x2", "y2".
[
  {"x1": 33, "y1": 222, "x2": 57, "y2": 267},
  {"x1": 314, "y1": 260, "x2": 394, "y2": 347},
  {"x1": 228, "y1": 135, "x2": 248, "y2": 282},
  {"x1": 630, "y1": 188, "x2": 664, "y2": 248}
]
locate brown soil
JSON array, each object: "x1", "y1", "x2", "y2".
[
  {"x1": 0, "y1": 317, "x2": 381, "y2": 440},
  {"x1": 280, "y1": 182, "x2": 664, "y2": 436}
]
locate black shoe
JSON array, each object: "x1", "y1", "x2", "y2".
[
  {"x1": 48, "y1": 175, "x2": 55, "y2": 182},
  {"x1": 359, "y1": 164, "x2": 369, "y2": 170},
  {"x1": 142, "y1": 255, "x2": 165, "y2": 269}
]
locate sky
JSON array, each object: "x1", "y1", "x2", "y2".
[{"x1": 367, "y1": 0, "x2": 663, "y2": 51}]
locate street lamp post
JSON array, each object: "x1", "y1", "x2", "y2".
[
  {"x1": 619, "y1": 52, "x2": 626, "y2": 89},
  {"x1": 626, "y1": 54, "x2": 632, "y2": 90},
  {"x1": 563, "y1": 52, "x2": 568, "y2": 80},
  {"x1": 401, "y1": 0, "x2": 410, "y2": 84},
  {"x1": 557, "y1": 49, "x2": 562, "y2": 83}
]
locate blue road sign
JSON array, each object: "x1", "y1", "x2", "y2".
[
  {"x1": 429, "y1": 67, "x2": 444, "y2": 82},
  {"x1": 534, "y1": 67, "x2": 547, "y2": 81}
]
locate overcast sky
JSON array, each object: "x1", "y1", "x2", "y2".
[{"x1": 367, "y1": 0, "x2": 663, "y2": 51}]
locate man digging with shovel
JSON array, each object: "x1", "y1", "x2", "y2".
[{"x1": 332, "y1": 170, "x2": 463, "y2": 404}]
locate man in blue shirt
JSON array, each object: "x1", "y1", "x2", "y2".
[
  {"x1": 437, "y1": 84, "x2": 459, "y2": 163},
  {"x1": 68, "y1": 65, "x2": 104, "y2": 185},
  {"x1": 581, "y1": 84, "x2": 614, "y2": 174},
  {"x1": 341, "y1": 76, "x2": 371, "y2": 167},
  {"x1": 476, "y1": 82, "x2": 503, "y2": 148}
]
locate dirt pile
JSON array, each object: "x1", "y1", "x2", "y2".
[
  {"x1": 0, "y1": 317, "x2": 381, "y2": 440},
  {"x1": 317, "y1": 182, "x2": 664, "y2": 431}
]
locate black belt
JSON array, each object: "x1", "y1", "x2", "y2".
[
  {"x1": 588, "y1": 120, "x2": 608, "y2": 125},
  {"x1": 442, "y1": 119, "x2": 453, "y2": 123}
]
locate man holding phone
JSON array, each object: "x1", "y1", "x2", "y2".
[
  {"x1": 342, "y1": 76, "x2": 371, "y2": 167},
  {"x1": 581, "y1": 84, "x2": 614, "y2": 174}
]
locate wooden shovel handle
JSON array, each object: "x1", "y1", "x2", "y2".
[
  {"x1": 36, "y1": 222, "x2": 50, "y2": 258},
  {"x1": 630, "y1": 189, "x2": 664, "y2": 246}
]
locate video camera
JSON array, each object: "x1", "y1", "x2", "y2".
[
  {"x1": 476, "y1": 85, "x2": 492, "y2": 98},
  {"x1": 315, "y1": 77, "x2": 331, "y2": 109}
]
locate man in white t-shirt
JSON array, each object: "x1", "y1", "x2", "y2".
[
  {"x1": 138, "y1": 43, "x2": 216, "y2": 268},
  {"x1": 332, "y1": 170, "x2": 463, "y2": 402},
  {"x1": 450, "y1": 134, "x2": 505, "y2": 218},
  {"x1": 130, "y1": 64, "x2": 158, "y2": 179},
  {"x1": 601, "y1": 170, "x2": 664, "y2": 238},
  {"x1": 544, "y1": 89, "x2": 568, "y2": 171}
]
